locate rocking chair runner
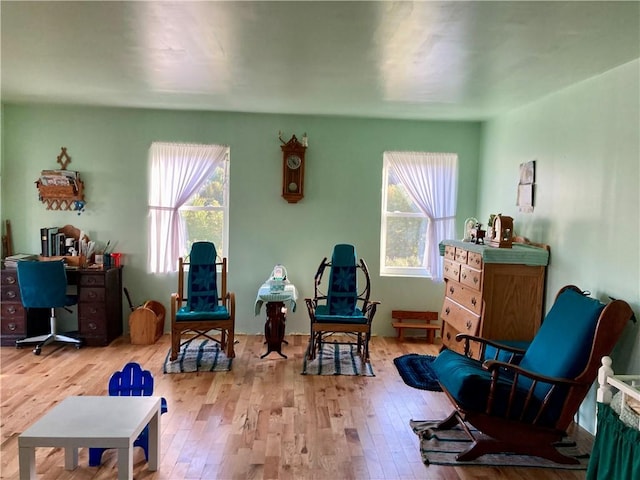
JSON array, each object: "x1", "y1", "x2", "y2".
[
  {"x1": 430, "y1": 285, "x2": 634, "y2": 464},
  {"x1": 170, "y1": 241, "x2": 235, "y2": 361},
  {"x1": 305, "y1": 244, "x2": 379, "y2": 362}
]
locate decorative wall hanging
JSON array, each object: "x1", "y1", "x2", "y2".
[
  {"x1": 35, "y1": 147, "x2": 86, "y2": 212},
  {"x1": 517, "y1": 160, "x2": 535, "y2": 213},
  {"x1": 279, "y1": 131, "x2": 308, "y2": 204}
]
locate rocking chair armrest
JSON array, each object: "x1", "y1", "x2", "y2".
[
  {"x1": 305, "y1": 298, "x2": 317, "y2": 315},
  {"x1": 363, "y1": 300, "x2": 380, "y2": 321},
  {"x1": 482, "y1": 359, "x2": 582, "y2": 387},
  {"x1": 170, "y1": 292, "x2": 181, "y2": 316},
  {"x1": 225, "y1": 291, "x2": 236, "y2": 317},
  {"x1": 455, "y1": 334, "x2": 528, "y2": 360}
]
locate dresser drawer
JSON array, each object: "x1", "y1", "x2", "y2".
[
  {"x1": 442, "y1": 322, "x2": 481, "y2": 357},
  {"x1": 79, "y1": 274, "x2": 105, "y2": 287},
  {"x1": 1, "y1": 302, "x2": 25, "y2": 319},
  {"x1": 1, "y1": 315, "x2": 26, "y2": 335},
  {"x1": 79, "y1": 287, "x2": 105, "y2": 303},
  {"x1": 443, "y1": 259, "x2": 460, "y2": 282},
  {"x1": 454, "y1": 248, "x2": 468, "y2": 264},
  {"x1": 460, "y1": 264, "x2": 482, "y2": 291},
  {"x1": 441, "y1": 297, "x2": 480, "y2": 336},
  {"x1": 445, "y1": 281, "x2": 482, "y2": 315},
  {"x1": 1, "y1": 284, "x2": 20, "y2": 302},
  {"x1": 1, "y1": 270, "x2": 19, "y2": 286},
  {"x1": 444, "y1": 245, "x2": 456, "y2": 261},
  {"x1": 468, "y1": 252, "x2": 483, "y2": 269}
]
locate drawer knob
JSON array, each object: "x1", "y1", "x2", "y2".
[
  {"x1": 446, "y1": 332, "x2": 451, "y2": 340},
  {"x1": 461, "y1": 273, "x2": 467, "y2": 279},
  {"x1": 471, "y1": 297, "x2": 477, "y2": 306},
  {"x1": 445, "y1": 307, "x2": 450, "y2": 316},
  {"x1": 449, "y1": 286, "x2": 454, "y2": 294},
  {"x1": 88, "y1": 322, "x2": 97, "y2": 330},
  {"x1": 89, "y1": 307, "x2": 98, "y2": 314},
  {"x1": 7, "y1": 291, "x2": 16, "y2": 299},
  {"x1": 466, "y1": 320, "x2": 472, "y2": 330},
  {"x1": 6, "y1": 276, "x2": 16, "y2": 284},
  {"x1": 88, "y1": 291, "x2": 97, "y2": 299},
  {"x1": 473, "y1": 277, "x2": 479, "y2": 284},
  {"x1": 8, "y1": 322, "x2": 16, "y2": 331},
  {"x1": 7, "y1": 306, "x2": 16, "y2": 314}
]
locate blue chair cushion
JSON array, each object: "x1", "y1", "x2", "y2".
[
  {"x1": 432, "y1": 348, "x2": 557, "y2": 426},
  {"x1": 314, "y1": 305, "x2": 368, "y2": 324},
  {"x1": 176, "y1": 305, "x2": 230, "y2": 321},
  {"x1": 17, "y1": 260, "x2": 77, "y2": 308},
  {"x1": 186, "y1": 242, "x2": 219, "y2": 312},
  {"x1": 327, "y1": 245, "x2": 358, "y2": 315},
  {"x1": 519, "y1": 288, "x2": 604, "y2": 379}
]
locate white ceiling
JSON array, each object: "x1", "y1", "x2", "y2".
[{"x1": 2, "y1": 1, "x2": 639, "y2": 121}]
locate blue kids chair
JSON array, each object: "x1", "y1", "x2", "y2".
[{"x1": 88, "y1": 362, "x2": 168, "y2": 467}]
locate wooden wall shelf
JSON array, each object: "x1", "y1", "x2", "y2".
[
  {"x1": 36, "y1": 178, "x2": 85, "y2": 211},
  {"x1": 35, "y1": 147, "x2": 86, "y2": 211}
]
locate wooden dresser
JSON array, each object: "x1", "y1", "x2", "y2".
[
  {"x1": 0, "y1": 265, "x2": 123, "y2": 347},
  {"x1": 439, "y1": 240, "x2": 549, "y2": 357}
]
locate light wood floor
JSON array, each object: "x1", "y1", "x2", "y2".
[{"x1": 1, "y1": 334, "x2": 591, "y2": 479}]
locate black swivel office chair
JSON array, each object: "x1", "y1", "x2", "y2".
[{"x1": 16, "y1": 260, "x2": 82, "y2": 355}]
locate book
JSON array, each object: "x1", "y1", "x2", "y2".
[
  {"x1": 3, "y1": 253, "x2": 38, "y2": 268},
  {"x1": 47, "y1": 227, "x2": 59, "y2": 257},
  {"x1": 55, "y1": 232, "x2": 66, "y2": 256},
  {"x1": 40, "y1": 227, "x2": 48, "y2": 257}
]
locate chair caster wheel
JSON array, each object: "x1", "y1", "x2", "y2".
[
  {"x1": 33, "y1": 347, "x2": 41, "y2": 355},
  {"x1": 75, "y1": 344, "x2": 81, "y2": 349}
]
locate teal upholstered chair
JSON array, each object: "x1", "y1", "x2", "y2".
[
  {"x1": 16, "y1": 260, "x2": 82, "y2": 355},
  {"x1": 305, "y1": 244, "x2": 379, "y2": 362},
  {"x1": 170, "y1": 242, "x2": 235, "y2": 360},
  {"x1": 430, "y1": 285, "x2": 634, "y2": 464}
]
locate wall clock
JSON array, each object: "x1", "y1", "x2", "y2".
[{"x1": 279, "y1": 133, "x2": 307, "y2": 204}]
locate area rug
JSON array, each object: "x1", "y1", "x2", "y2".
[
  {"x1": 163, "y1": 338, "x2": 232, "y2": 373},
  {"x1": 410, "y1": 420, "x2": 589, "y2": 470},
  {"x1": 302, "y1": 343, "x2": 374, "y2": 376},
  {"x1": 394, "y1": 354, "x2": 442, "y2": 391}
]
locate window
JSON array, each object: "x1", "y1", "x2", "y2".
[
  {"x1": 380, "y1": 151, "x2": 458, "y2": 280},
  {"x1": 148, "y1": 142, "x2": 229, "y2": 274}
]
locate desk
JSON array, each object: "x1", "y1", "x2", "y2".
[
  {"x1": 0, "y1": 266, "x2": 123, "y2": 346},
  {"x1": 255, "y1": 283, "x2": 298, "y2": 358},
  {"x1": 18, "y1": 395, "x2": 161, "y2": 480}
]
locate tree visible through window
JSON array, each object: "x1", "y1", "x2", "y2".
[{"x1": 380, "y1": 152, "x2": 458, "y2": 279}]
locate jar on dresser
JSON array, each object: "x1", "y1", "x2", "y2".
[{"x1": 439, "y1": 239, "x2": 550, "y2": 358}]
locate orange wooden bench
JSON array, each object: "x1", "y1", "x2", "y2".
[{"x1": 391, "y1": 310, "x2": 440, "y2": 343}]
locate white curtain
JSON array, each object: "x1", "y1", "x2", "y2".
[
  {"x1": 385, "y1": 151, "x2": 458, "y2": 281},
  {"x1": 148, "y1": 142, "x2": 228, "y2": 274}
]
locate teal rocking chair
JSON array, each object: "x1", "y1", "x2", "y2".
[{"x1": 430, "y1": 285, "x2": 634, "y2": 464}]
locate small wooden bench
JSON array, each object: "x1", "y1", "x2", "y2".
[{"x1": 391, "y1": 310, "x2": 440, "y2": 343}]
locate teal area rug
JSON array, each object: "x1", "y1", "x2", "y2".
[
  {"x1": 411, "y1": 420, "x2": 589, "y2": 470},
  {"x1": 302, "y1": 342, "x2": 374, "y2": 376},
  {"x1": 163, "y1": 338, "x2": 232, "y2": 373},
  {"x1": 393, "y1": 354, "x2": 441, "y2": 391}
]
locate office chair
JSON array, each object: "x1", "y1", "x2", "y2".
[
  {"x1": 16, "y1": 260, "x2": 82, "y2": 355},
  {"x1": 170, "y1": 241, "x2": 235, "y2": 360},
  {"x1": 305, "y1": 244, "x2": 379, "y2": 362}
]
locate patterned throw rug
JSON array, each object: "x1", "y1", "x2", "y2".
[
  {"x1": 302, "y1": 343, "x2": 374, "y2": 376},
  {"x1": 411, "y1": 420, "x2": 589, "y2": 470},
  {"x1": 163, "y1": 338, "x2": 232, "y2": 373},
  {"x1": 393, "y1": 353, "x2": 442, "y2": 391}
]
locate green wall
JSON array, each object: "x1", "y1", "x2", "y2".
[
  {"x1": 478, "y1": 59, "x2": 640, "y2": 432},
  {"x1": 0, "y1": 106, "x2": 481, "y2": 336}
]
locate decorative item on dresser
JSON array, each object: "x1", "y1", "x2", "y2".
[{"x1": 439, "y1": 238, "x2": 549, "y2": 358}]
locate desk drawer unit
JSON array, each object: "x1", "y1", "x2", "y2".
[
  {"x1": 0, "y1": 269, "x2": 48, "y2": 345},
  {"x1": 76, "y1": 268, "x2": 123, "y2": 346},
  {"x1": 439, "y1": 240, "x2": 549, "y2": 359}
]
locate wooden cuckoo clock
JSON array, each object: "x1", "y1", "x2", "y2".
[{"x1": 279, "y1": 132, "x2": 307, "y2": 204}]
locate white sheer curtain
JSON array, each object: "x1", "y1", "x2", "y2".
[
  {"x1": 385, "y1": 151, "x2": 458, "y2": 281},
  {"x1": 148, "y1": 142, "x2": 228, "y2": 274}
]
